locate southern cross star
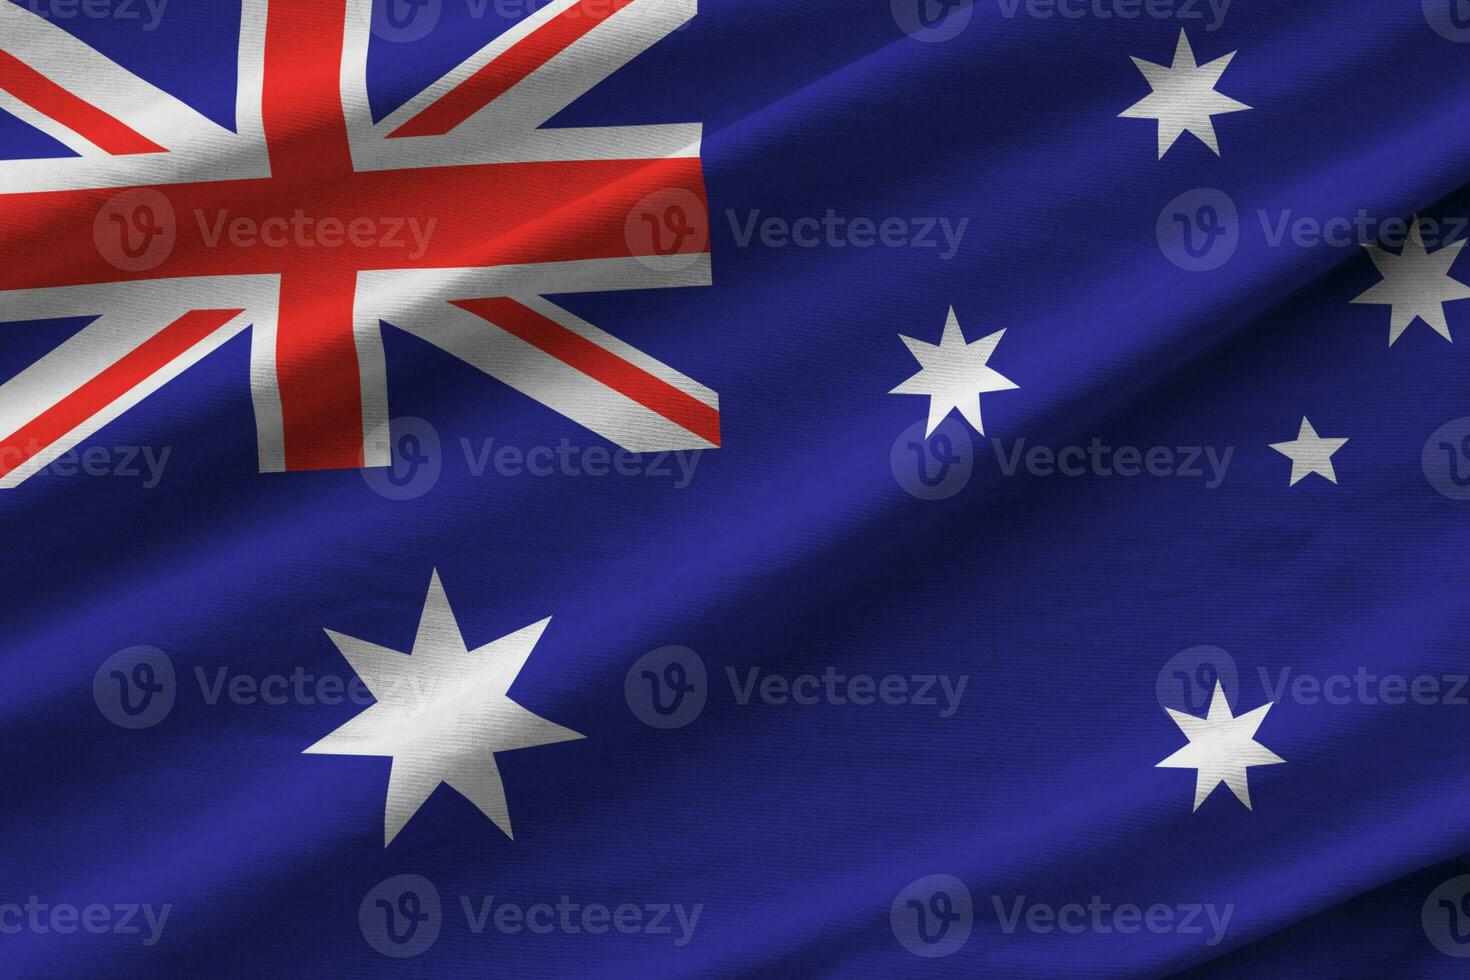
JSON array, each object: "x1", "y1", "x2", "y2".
[
  {"x1": 1269, "y1": 417, "x2": 1348, "y2": 487},
  {"x1": 1157, "y1": 681, "x2": 1285, "y2": 811},
  {"x1": 1120, "y1": 30, "x2": 1251, "y2": 158},
  {"x1": 305, "y1": 571, "x2": 584, "y2": 845},
  {"x1": 890, "y1": 306, "x2": 1019, "y2": 437},
  {"x1": 1352, "y1": 217, "x2": 1470, "y2": 345}
]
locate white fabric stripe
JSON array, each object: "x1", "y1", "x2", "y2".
[
  {"x1": 235, "y1": 0, "x2": 268, "y2": 148},
  {"x1": 242, "y1": 276, "x2": 388, "y2": 474},
  {"x1": 0, "y1": 86, "x2": 105, "y2": 157},
  {"x1": 352, "y1": 0, "x2": 700, "y2": 170},
  {"x1": 353, "y1": 277, "x2": 391, "y2": 469},
  {"x1": 369, "y1": 0, "x2": 582, "y2": 136},
  {"x1": 246, "y1": 282, "x2": 285, "y2": 474},
  {"x1": 0, "y1": 277, "x2": 278, "y2": 479},
  {"x1": 0, "y1": 309, "x2": 186, "y2": 441},
  {"x1": 0, "y1": 276, "x2": 276, "y2": 331},
  {"x1": 340, "y1": 0, "x2": 380, "y2": 158},
  {"x1": 356, "y1": 255, "x2": 712, "y2": 319},
  {"x1": 389, "y1": 299, "x2": 716, "y2": 453},
  {"x1": 357, "y1": 256, "x2": 717, "y2": 430},
  {"x1": 0, "y1": 3, "x2": 267, "y2": 192},
  {"x1": 428, "y1": 0, "x2": 698, "y2": 137},
  {"x1": 0, "y1": 2, "x2": 230, "y2": 147},
  {"x1": 516, "y1": 295, "x2": 717, "y2": 410},
  {"x1": 0, "y1": 312, "x2": 251, "y2": 488}
]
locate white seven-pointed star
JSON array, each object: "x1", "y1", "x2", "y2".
[
  {"x1": 1157, "y1": 681, "x2": 1285, "y2": 811},
  {"x1": 1120, "y1": 30, "x2": 1251, "y2": 158},
  {"x1": 890, "y1": 307, "x2": 1018, "y2": 437},
  {"x1": 304, "y1": 571, "x2": 584, "y2": 845},
  {"x1": 1269, "y1": 417, "x2": 1349, "y2": 487},
  {"x1": 1351, "y1": 217, "x2": 1470, "y2": 345}
]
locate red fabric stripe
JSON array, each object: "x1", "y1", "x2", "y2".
[
  {"x1": 389, "y1": 0, "x2": 637, "y2": 139},
  {"x1": 276, "y1": 271, "x2": 365, "y2": 471},
  {"x1": 0, "y1": 158, "x2": 709, "y2": 292},
  {"x1": 257, "y1": 0, "x2": 363, "y2": 470},
  {"x1": 0, "y1": 309, "x2": 242, "y2": 481},
  {"x1": 453, "y1": 297, "x2": 720, "y2": 446},
  {"x1": 0, "y1": 49, "x2": 164, "y2": 155},
  {"x1": 260, "y1": 0, "x2": 353, "y2": 176}
]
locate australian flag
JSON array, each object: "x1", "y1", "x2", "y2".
[{"x1": 3, "y1": 0, "x2": 1470, "y2": 976}]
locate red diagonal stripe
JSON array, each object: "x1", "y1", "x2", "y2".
[
  {"x1": 0, "y1": 309, "x2": 242, "y2": 481},
  {"x1": 452, "y1": 297, "x2": 720, "y2": 446},
  {"x1": 0, "y1": 49, "x2": 165, "y2": 155},
  {"x1": 389, "y1": 0, "x2": 638, "y2": 139}
]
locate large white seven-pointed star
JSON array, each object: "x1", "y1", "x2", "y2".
[
  {"x1": 1269, "y1": 417, "x2": 1348, "y2": 487},
  {"x1": 1351, "y1": 217, "x2": 1470, "y2": 345},
  {"x1": 890, "y1": 307, "x2": 1018, "y2": 437},
  {"x1": 1120, "y1": 30, "x2": 1251, "y2": 158},
  {"x1": 304, "y1": 571, "x2": 584, "y2": 845},
  {"x1": 1157, "y1": 682, "x2": 1285, "y2": 811}
]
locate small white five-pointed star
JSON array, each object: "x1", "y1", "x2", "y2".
[
  {"x1": 305, "y1": 571, "x2": 584, "y2": 845},
  {"x1": 890, "y1": 307, "x2": 1018, "y2": 437},
  {"x1": 1157, "y1": 682, "x2": 1285, "y2": 811},
  {"x1": 1270, "y1": 417, "x2": 1348, "y2": 486},
  {"x1": 1351, "y1": 217, "x2": 1470, "y2": 345},
  {"x1": 1120, "y1": 30, "x2": 1251, "y2": 158}
]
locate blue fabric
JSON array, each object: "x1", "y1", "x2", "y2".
[{"x1": 5, "y1": 0, "x2": 1470, "y2": 976}]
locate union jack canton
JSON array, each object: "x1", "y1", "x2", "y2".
[{"x1": 0, "y1": 0, "x2": 719, "y2": 488}]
